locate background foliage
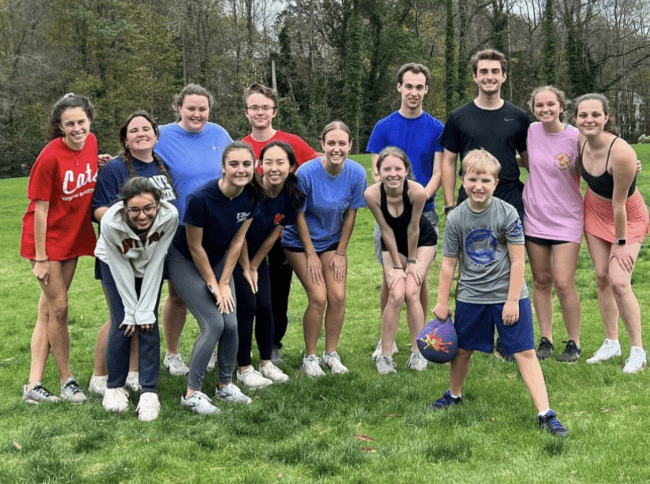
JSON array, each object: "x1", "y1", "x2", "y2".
[{"x1": 1, "y1": 0, "x2": 650, "y2": 178}]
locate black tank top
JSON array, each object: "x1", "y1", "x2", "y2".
[
  {"x1": 379, "y1": 181, "x2": 437, "y2": 256},
  {"x1": 580, "y1": 137, "x2": 636, "y2": 199}
]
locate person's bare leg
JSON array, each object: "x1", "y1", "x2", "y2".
[
  {"x1": 449, "y1": 348, "x2": 473, "y2": 396},
  {"x1": 28, "y1": 292, "x2": 50, "y2": 386},
  {"x1": 585, "y1": 234, "x2": 619, "y2": 341},
  {"x1": 551, "y1": 242, "x2": 582, "y2": 345},
  {"x1": 526, "y1": 241, "x2": 554, "y2": 341},
  {"x1": 608, "y1": 242, "x2": 643, "y2": 347},
  {"x1": 514, "y1": 349, "x2": 550, "y2": 412},
  {"x1": 162, "y1": 281, "x2": 187, "y2": 356}
]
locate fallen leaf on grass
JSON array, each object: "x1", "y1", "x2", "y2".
[
  {"x1": 295, "y1": 370, "x2": 301, "y2": 380},
  {"x1": 278, "y1": 473, "x2": 283, "y2": 478},
  {"x1": 573, "y1": 411, "x2": 587, "y2": 416},
  {"x1": 13, "y1": 442, "x2": 22, "y2": 450},
  {"x1": 143, "y1": 438, "x2": 149, "y2": 443},
  {"x1": 507, "y1": 373, "x2": 517, "y2": 379},
  {"x1": 3, "y1": 357, "x2": 14, "y2": 362},
  {"x1": 601, "y1": 408, "x2": 614, "y2": 413},
  {"x1": 360, "y1": 446, "x2": 377, "y2": 453},
  {"x1": 255, "y1": 395, "x2": 261, "y2": 400},
  {"x1": 383, "y1": 414, "x2": 395, "y2": 419},
  {"x1": 354, "y1": 434, "x2": 374, "y2": 442},
  {"x1": 490, "y1": 417, "x2": 496, "y2": 422}
]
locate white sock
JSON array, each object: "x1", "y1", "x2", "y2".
[{"x1": 538, "y1": 408, "x2": 551, "y2": 417}]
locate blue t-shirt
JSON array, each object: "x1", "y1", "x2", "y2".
[
  {"x1": 282, "y1": 158, "x2": 367, "y2": 252},
  {"x1": 155, "y1": 122, "x2": 232, "y2": 224},
  {"x1": 172, "y1": 179, "x2": 256, "y2": 267},
  {"x1": 92, "y1": 155, "x2": 176, "y2": 215},
  {"x1": 247, "y1": 189, "x2": 298, "y2": 255},
  {"x1": 366, "y1": 111, "x2": 444, "y2": 212}
]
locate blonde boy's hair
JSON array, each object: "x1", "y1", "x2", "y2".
[{"x1": 462, "y1": 149, "x2": 501, "y2": 178}]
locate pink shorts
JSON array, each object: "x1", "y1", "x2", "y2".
[{"x1": 584, "y1": 189, "x2": 649, "y2": 244}]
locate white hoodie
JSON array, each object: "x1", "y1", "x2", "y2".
[{"x1": 95, "y1": 200, "x2": 178, "y2": 326}]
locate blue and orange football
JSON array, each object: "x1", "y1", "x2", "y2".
[{"x1": 417, "y1": 317, "x2": 458, "y2": 363}]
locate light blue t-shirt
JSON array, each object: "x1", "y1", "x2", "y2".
[
  {"x1": 366, "y1": 111, "x2": 444, "y2": 211},
  {"x1": 282, "y1": 158, "x2": 367, "y2": 252},
  {"x1": 155, "y1": 122, "x2": 232, "y2": 223}
]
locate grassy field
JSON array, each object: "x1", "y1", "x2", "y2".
[{"x1": 1, "y1": 148, "x2": 650, "y2": 483}]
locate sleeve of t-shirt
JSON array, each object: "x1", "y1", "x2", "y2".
[
  {"x1": 27, "y1": 150, "x2": 57, "y2": 202},
  {"x1": 366, "y1": 120, "x2": 387, "y2": 154},
  {"x1": 440, "y1": 113, "x2": 459, "y2": 154},
  {"x1": 504, "y1": 207, "x2": 525, "y2": 245},
  {"x1": 441, "y1": 212, "x2": 461, "y2": 257},
  {"x1": 432, "y1": 118, "x2": 445, "y2": 153},
  {"x1": 92, "y1": 160, "x2": 125, "y2": 212},
  {"x1": 282, "y1": 204, "x2": 298, "y2": 227},
  {"x1": 516, "y1": 114, "x2": 531, "y2": 154},
  {"x1": 291, "y1": 136, "x2": 319, "y2": 166},
  {"x1": 296, "y1": 166, "x2": 311, "y2": 212},
  {"x1": 348, "y1": 165, "x2": 368, "y2": 210},
  {"x1": 183, "y1": 192, "x2": 207, "y2": 227}
]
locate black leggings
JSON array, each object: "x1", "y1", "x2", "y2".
[
  {"x1": 268, "y1": 239, "x2": 293, "y2": 349},
  {"x1": 234, "y1": 258, "x2": 274, "y2": 366}
]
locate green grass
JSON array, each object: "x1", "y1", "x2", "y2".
[{"x1": 1, "y1": 151, "x2": 650, "y2": 483}]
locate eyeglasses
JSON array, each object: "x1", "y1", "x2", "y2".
[
  {"x1": 125, "y1": 204, "x2": 157, "y2": 216},
  {"x1": 246, "y1": 105, "x2": 275, "y2": 113}
]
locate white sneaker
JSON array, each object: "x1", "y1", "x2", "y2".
[
  {"x1": 181, "y1": 391, "x2": 220, "y2": 414},
  {"x1": 103, "y1": 387, "x2": 129, "y2": 412},
  {"x1": 22, "y1": 383, "x2": 60, "y2": 404},
  {"x1": 136, "y1": 393, "x2": 161, "y2": 421},
  {"x1": 323, "y1": 351, "x2": 349, "y2": 374},
  {"x1": 302, "y1": 354, "x2": 326, "y2": 378},
  {"x1": 406, "y1": 351, "x2": 428, "y2": 371},
  {"x1": 60, "y1": 377, "x2": 87, "y2": 403},
  {"x1": 206, "y1": 351, "x2": 218, "y2": 372},
  {"x1": 126, "y1": 371, "x2": 141, "y2": 392},
  {"x1": 271, "y1": 345, "x2": 283, "y2": 365},
  {"x1": 623, "y1": 346, "x2": 647, "y2": 374},
  {"x1": 376, "y1": 354, "x2": 397, "y2": 374},
  {"x1": 89, "y1": 375, "x2": 107, "y2": 396},
  {"x1": 163, "y1": 353, "x2": 189, "y2": 376},
  {"x1": 236, "y1": 367, "x2": 273, "y2": 389},
  {"x1": 215, "y1": 383, "x2": 252, "y2": 404},
  {"x1": 586, "y1": 339, "x2": 622, "y2": 364},
  {"x1": 259, "y1": 362, "x2": 290, "y2": 383},
  {"x1": 372, "y1": 339, "x2": 398, "y2": 360}
]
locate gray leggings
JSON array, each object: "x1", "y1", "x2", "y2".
[{"x1": 167, "y1": 246, "x2": 238, "y2": 390}]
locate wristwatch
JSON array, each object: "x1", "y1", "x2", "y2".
[
  {"x1": 407, "y1": 258, "x2": 418, "y2": 264},
  {"x1": 616, "y1": 238, "x2": 627, "y2": 245}
]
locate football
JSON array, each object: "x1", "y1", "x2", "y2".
[{"x1": 416, "y1": 317, "x2": 458, "y2": 363}]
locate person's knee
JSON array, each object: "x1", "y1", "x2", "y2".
[
  {"x1": 609, "y1": 275, "x2": 632, "y2": 299},
  {"x1": 387, "y1": 282, "x2": 406, "y2": 306},
  {"x1": 308, "y1": 290, "x2": 328, "y2": 312},
  {"x1": 48, "y1": 297, "x2": 69, "y2": 324},
  {"x1": 327, "y1": 287, "x2": 346, "y2": 309},
  {"x1": 594, "y1": 269, "x2": 610, "y2": 290},
  {"x1": 533, "y1": 270, "x2": 553, "y2": 291},
  {"x1": 554, "y1": 277, "x2": 576, "y2": 298},
  {"x1": 404, "y1": 279, "x2": 420, "y2": 304}
]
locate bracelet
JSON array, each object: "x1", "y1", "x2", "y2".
[
  {"x1": 407, "y1": 258, "x2": 418, "y2": 264},
  {"x1": 33, "y1": 257, "x2": 48, "y2": 262},
  {"x1": 335, "y1": 251, "x2": 346, "y2": 256},
  {"x1": 444, "y1": 205, "x2": 456, "y2": 214},
  {"x1": 393, "y1": 266, "x2": 403, "y2": 270}
]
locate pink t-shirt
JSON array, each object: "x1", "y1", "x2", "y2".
[
  {"x1": 522, "y1": 122, "x2": 582, "y2": 242},
  {"x1": 21, "y1": 134, "x2": 98, "y2": 260}
]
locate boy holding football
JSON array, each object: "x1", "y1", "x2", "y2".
[{"x1": 430, "y1": 149, "x2": 567, "y2": 436}]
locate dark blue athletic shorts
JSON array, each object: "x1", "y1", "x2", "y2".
[{"x1": 454, "y1": 298, "x2": 535, "y2": 354}]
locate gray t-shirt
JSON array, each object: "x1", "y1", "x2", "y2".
[{"x1": 442, "y1": 197, "x2": 529, "y2": 304}]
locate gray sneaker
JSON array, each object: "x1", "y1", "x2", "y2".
[
  {"x1": 23, "y1": 383, "x2": 60, "y2": 404},
  {"x1": 302, "y1": 354, "x2": 326, "y2": 378},
  {"x1": 215, "y1": 383, "x2": 252, "y2": 404},
  {"x1": 163, "y1": 353, "x2": 190, "y2": 376},
  {"x1": 406, "y1": 351, "x2": 428, "y2": 371},
  {"x1": 271, "y1": 345, "x2": 283, "y2": 365},
  {"x1": 60, "y1": 377, "x2": 87, "y2": 403},
  {"x1": 323, "y1": 351, "x2": 349, "y2": 374},
  {"x1": 372, "y1": 339, "x2": 398, "y2": 360},
  {"x1": 181, "y1": 391, "x2": 220, "y2": 415},
  {"x1": 126, "y1": 371, "x2": 141, "y2": 392},
  {"x1": 376, "y1": 354, "x2": 397, "y2": 374},
  {"x1": 206, "y1": 350, "x2": 218, "y2": 372}
]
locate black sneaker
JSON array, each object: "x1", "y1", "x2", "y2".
[
  {"x1": 538, "y1": 409, "x2": 568, "y2": 436},
  {"x1": 495, "y1": 337, "x2": 515, "y2": 363},
  {"x1": 536, "y1": 337, "x2": 555, "y2": 360},
  {"x1": 556, "y1": 340, "x2": 581, "y2": 363},
  {"x1": 429, "y1": 390, "x2": 463, "y2": 410}
]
